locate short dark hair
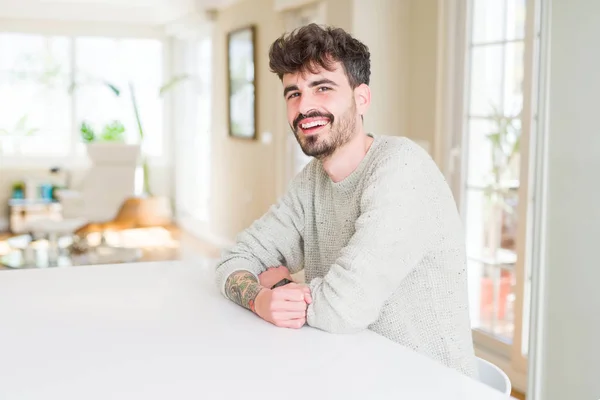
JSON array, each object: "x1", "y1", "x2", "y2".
[{"x1": 268, "y1": 23, "x2": 370, "y2": 89}]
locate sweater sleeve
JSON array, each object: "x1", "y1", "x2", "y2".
[
  {"x1": 306, "y1": 151, "x2": 437, "y2": 333},
  {"x1": 214, "y1": 173, "x2": 307, "y2": 296}
]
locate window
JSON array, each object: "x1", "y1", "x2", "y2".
[
  {"x1": 0, "y1": 32, "x2": 164, "y2": 163},
  {"x1": 195, "y1": 37, "x2": 213, "y2": 220},
  {"x1": 73, "y1": 37, "x2": 164, "y2": 158},
  {"x1": 447, "y1": 0, "x2": 542, "y2": 391},
  {"x1": 173, "y1": 35, "x2": 212, "y2": 225},
  {"x1": 0, "y1": 34, "x2": 71, "y2": 157},
  {"x1": 464, "y1": 0, "x2": 526, "y2": 346}
]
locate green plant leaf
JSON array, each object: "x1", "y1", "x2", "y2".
[
  {"x1": 80, "y1": 120, "x2": 96, "y2": 143},
  {"x1": 159, "y1": 74, "x2": 190, "y2": 96},
  {"x1": 25, "y1": 127, "x2": 39, "y2": 136},
  {"x1": 15, "y1": 115, "x2": 29, "y2": 131},
  {"x1": 103, "y1": 81, "x2": 121, "y2": 96},
  {"x1": 67, "y1": 81, "x2": 78, "y2": 94},
  {"x1": 483, "y1": 103, "x2": 523, "y2": 205},
  {"x1": 100, "y1": 120, "x2": 125, "y2": 142},
  {"x1": 128, "y1": 82, "x2": 144, "y2": 141}
]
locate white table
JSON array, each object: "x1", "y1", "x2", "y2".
[{"x1": 0, "y1": 261, "x2": 507, "y2": 400}]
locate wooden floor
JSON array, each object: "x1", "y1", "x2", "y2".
[
  {"x1": 132, "y1": 224, "x2": 222, "y2": 261},
  {"x1": 167, "y1": 225, "x2": 222, "y2": 258},
  {"x1": 0, "y1": 225, "x2": 221, "y2": 269}
]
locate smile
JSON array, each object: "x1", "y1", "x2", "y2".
[
  {"x1": 299, "y1": 118, "x2": 330, "y2": 135},
  {"x1": 301, "y1": 120, "x2": 328, "y2": 129}
]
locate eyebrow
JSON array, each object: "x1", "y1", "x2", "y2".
[{"x1": 283, "y1": 78, "x2": 338, "y2": 97}]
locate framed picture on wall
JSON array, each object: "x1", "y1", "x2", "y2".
[{"x1": 227, "y1": 25, "x2": 257, "y2": 140}]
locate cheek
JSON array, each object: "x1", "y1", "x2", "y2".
[
  {"x1": 321, "y1": 92, "x2": 350, "y2": 114},
  {"x1": 287, "y1": 111, "x2": 297, "y2": 125},
  {"x1": 286, "y1": 103, "x2": 298, "y2": 123},
  {"x1": 319, "y1": 92, "x2": 335, "y2": 106},
  {"x1": 330, "y1": 102, "x2": 351, "y2": 119}
]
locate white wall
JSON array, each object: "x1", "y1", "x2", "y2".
[
  {"x1": 208, "y1": 0, "x2": 286, "y2": 240},
  {"x1": 351, "y1": 0, "x2": 438, "y2": 151},
  {"x1": 534, "y1": 0, "x2": 600, "y2": 398},
  {"x1": 407, "y1": 0, "x2": 439, "y2": 150}
]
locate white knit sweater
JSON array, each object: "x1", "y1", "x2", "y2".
[{"x1": 215, "y1": 135, "x2": 477, "y2": 378}]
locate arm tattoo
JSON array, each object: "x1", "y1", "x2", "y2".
[{"x1": 224, "y1": 271, "x2": 263, "y2": 313}]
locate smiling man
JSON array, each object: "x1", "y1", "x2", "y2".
[{"x1": 214, "y1": 23, "x2": 477, "y2": 378}]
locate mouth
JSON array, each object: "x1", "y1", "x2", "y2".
[{"x1": 298, "y1": 118, "x2": 330, "y2": 136}]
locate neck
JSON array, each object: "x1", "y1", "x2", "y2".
[{"x1": 321, "y1": 131, "x2": 374, "y2": 183}]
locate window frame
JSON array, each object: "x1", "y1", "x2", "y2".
[
  {"x1": 464, "y1": 0, "x2": 526, "y2": 351},
  {"x1": 437, "y1": 0, "x2": 543, "y2": 393}
]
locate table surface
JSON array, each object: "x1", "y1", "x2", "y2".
[{"x1": 0, "y1": 260, "x2": 507, "y2": 400}]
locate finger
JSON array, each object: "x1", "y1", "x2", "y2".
[
  {"x1": 271, "y1": 300, "x2": 308, "y2": 312},
  {"x1": 286, "y1": 283, "x2": 311, "y2": 295},
  {"x1": 275, "y1": 317, "x2": 306, "y2": 329},
  {"x1": 288, "y1": 284, "x2": 312, "y2": 303},
  {"x1": 304, "y1": 292, "x2": 312, "y2": 304},
  {"x1": 272, "y1": 288, "x2": 306, "y2": 302},
  {"x1": 294, "y1": 285, "x2": 310, "y2": 294},
  {"x1": 272, "y1": 310, "x2": 306, "y2": 321},
  {"x1": 283, "y1": 282, "x2": 304, "y2": 289}
]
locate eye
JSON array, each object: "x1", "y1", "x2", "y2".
[
  {"x1": 287, "y1": 92, "x2": 299, "y2": 100},
  {"x1": 318, "y1": 86, "x2": 332, "y2": 92}
]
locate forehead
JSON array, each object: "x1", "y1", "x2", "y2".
[{"x1": 282, "y1": 62, "x2": 348, "y2": 87}]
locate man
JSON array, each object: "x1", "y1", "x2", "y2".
[{"x1": 214, "y1": 23, "x2": 477, "y2": 378}]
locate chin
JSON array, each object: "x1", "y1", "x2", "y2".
[{"x1": 300, "y1": 132, "x2": 322, "y2": 148}]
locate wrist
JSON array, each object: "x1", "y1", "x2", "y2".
[
  {"x1": 253, "y1": 287, "x2": 271, "y2": 316},
  {"x1": 258, "y1": 266, "x2": 292, "y2": 288},
  {"x1": 271, "y1": 278, "x2": 293, "y2": 289}
]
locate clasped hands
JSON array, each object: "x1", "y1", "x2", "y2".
[{"x1": 255, "y1": 266, "x2": 312, "y2": 329}]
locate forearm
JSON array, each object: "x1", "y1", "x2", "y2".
[
  {"x1": 306, "y1": 269, "x2": 381, "y2": 334},
  {"x1": 214, "y1": 177, "x2": 307, "y2": 294},
  {"x1": 224, "y1": 270, "x2": 265, "y2": 313}
]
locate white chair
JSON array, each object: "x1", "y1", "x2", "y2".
[
  {"x1": 69, "y1": 143, "x2": 140, "y2": 223},
  {"x1": 27, "y1": 143, "x2": 140, "y2": 237},
  {"x1": 477, "y1": 357, "x2": 512, "y2": 396}
]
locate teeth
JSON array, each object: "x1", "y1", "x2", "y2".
[{"x1": 301, "y1": 120, "x2": 328, "y2": 129}]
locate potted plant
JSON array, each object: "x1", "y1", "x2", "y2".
[
  {"x1": 479, "y1": 104, "x2": 521, "y2": 325},
  {"x1": 78, "y1": 119, "x2": 141, "y2": 167},
  {"x1": 482, "y1": 105, "x2": 521, "y2": 258},
  {"x1": 70, "y1": 74, "x2": 189, "y2": 232},
  {"x1": 11, "y1": 181, "x2": 25, "y2": 199}
]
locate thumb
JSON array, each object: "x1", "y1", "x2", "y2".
[{"x1": 304, "y1": 292, "x2": 312, "y2": 304}]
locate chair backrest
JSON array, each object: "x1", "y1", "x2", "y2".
[
  {"x1": 476, "y1": 357, "x2": 511, "y2": 396},
  {"x1": 82, "y1": 143, "x2": 140, "y2": 222}
]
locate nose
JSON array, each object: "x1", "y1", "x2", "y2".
[{"x1": 297, "y1": 91, "x2": 318, "y2": 115}]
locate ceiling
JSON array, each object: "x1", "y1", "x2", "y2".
[{"x1": 0, "y1": 0, "x2": 237, "y2": 25}]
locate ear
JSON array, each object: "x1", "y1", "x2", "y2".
[{"x1": 354, "y1": 83, "x2": 371, "y2": 116}]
